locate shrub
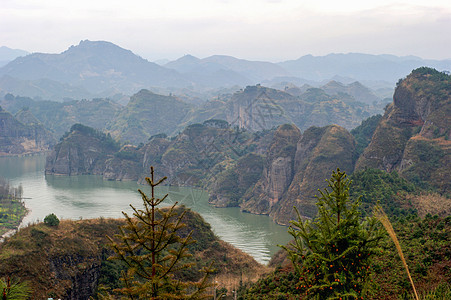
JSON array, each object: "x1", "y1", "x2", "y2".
[{"x1": 44, "y1": 213, "x2": 60, "y2": 227}]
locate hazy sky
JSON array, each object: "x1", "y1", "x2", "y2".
[{"x1": 1, "y1": 0, "x2": 450, "y2": 61}]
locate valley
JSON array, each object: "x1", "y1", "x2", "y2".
[{"x1": 0, "y1": 40, "x2": 449, "y2": 299}]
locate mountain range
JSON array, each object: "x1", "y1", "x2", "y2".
[
  {"x1": 0, "y1": 46, "x2": 29, "y2": 67},
  {"x1": 0, "y1": 80, "x2": 385, "y2": 149},
  {"x1": 1, "y1": 40, "x2": 450, "y2": 101},
  {"x1": 43, "y1": 68, "x2": 451, "y2": 224}
]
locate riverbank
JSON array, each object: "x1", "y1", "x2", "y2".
[
  {"x1": 0, "y1": 150, "x2": 50, "y2": 158},
  {"x1": 0, "y1": 197, "x2": 29, "y2": 239}
]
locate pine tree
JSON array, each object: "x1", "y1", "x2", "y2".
[
  {"x1": 0, "y1": 276, "x2": 32, "y2": 300},
  {"x1": 282, "y1": 169, "x2": 383, "y2": 299},
  {"x1": 108, "y1": 167, "x2": 212, "y2": 299}
]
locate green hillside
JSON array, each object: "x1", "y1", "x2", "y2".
[{"x1": 107, "y1": 89, "x2": 192, "y2": 144}]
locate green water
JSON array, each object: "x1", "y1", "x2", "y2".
[{"x1": 0, "y1": 155, "x2": 291, "y2": 264}]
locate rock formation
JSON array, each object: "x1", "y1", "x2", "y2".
[
  {"x1": 241, "y1": 124, "x2": 356, "y2": 224},
  {"x1": 356, "y1": 67, "x2": 450, "y2": 193},
  {"x1": 45, "y1": 124, "x2": 119, "y2": 175}
]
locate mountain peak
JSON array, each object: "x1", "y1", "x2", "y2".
[
  {"x1": 323, "y1": 80, "x2": 345, "y2": 88},
  {"x1": 63, "y1": 40, "x2": 133, "y2": 56},
  {"x1": 180, "y1": 54, "x2": 200, "y2": 61}
]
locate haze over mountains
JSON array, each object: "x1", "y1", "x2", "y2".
[
  {"x1": 42, "y1": 68, "x2": 451, "y2": 225},
  {"x1": 0, "y1": 40, "x2": 450, "y2": 102},
  {"x1": 0, "y1": 46, "x2": 29, "y2": 67}
]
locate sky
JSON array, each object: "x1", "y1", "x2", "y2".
[{"x1": 1, "y1": 0, "x2": 450, "y2": 62}]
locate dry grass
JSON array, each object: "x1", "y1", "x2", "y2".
[
  {"x1": 201, "y1": 240, "x2": 271, "y2": 293},
  {"x1": 375, "y1": 207, "x2": 419, "y2": 300},
  {"x1": 406, "y1": 193, "x2": 451, "y2": 218}
]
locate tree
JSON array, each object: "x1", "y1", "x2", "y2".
[
  {"x1": 282, "y1": 169, "x2": 383, "y2": 299},
  {"x1": 0, "y1": 277, "x2": 32, "y2": 300},
  {"x1": 43, "y1": 213, "x2": 59, "y2": 227},
  {"x1": 108, "y1": 167, "x2": 212, "y2": 299}
]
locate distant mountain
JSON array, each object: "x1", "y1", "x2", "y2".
[
  {"x1": 0, "y1": 94, "x2": 121, "y2": 138},
  {"x1": 166, "y1": 55, "x2": 252, "y2": 87},
  {"x1": 279, "y1": 53, "x2": 451, "y2": 83},
  {"x1": 165, "y1": 54, "x2": 290, "y2": 87},
  {"x1": 2, "y1": 41, "x2": 448, "y2": 101},
  {"x1": 153, "y1": 58, "x2": 170, "y2": 65},
  {"x1": 107, "y1": 89, "x2": 193, "y2": 144},
  {"x1": 320, "y1": 80, "x2": 380, "y2": 105},
  {"x1": 1, "y1": 80, "x2": 383, "y2": 148},
  {"x1": 0, "y1": 46, "x2": 29, "y2": 67},
  {"x1": 0, "y1": 40, "x2": 190, "y2": 95},
  {"x1": 182, "y1": 85, "x2": 381, "y2": 133},
  {"x1": 0, "y1": 106, "x2": 54, "y2": 155},
  {"x1": 0, "y1": 75, "x2": 93, "y2": 101},
  {"x1": 203, "y1": 55, "x2": 290, "y2": 82}
]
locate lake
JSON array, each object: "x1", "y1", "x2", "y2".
[{"x1": 0, "y1": 155, "x2": 291, "y2": 264}]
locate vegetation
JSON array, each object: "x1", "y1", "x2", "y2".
[
  {"x1": 248, "y1": 213, "x2": 451, "y2": 300},
  {"x1": 0, "y1": 277, "x2": 32, "y2": 300},
  {"x1": 245, "y1": 169, "x2": 450, "y2": 299},
  {"x1": 1, "y1": 94, "x2": 121, "y2": 139},
  {"x1": 375, "y1": 207, "x2": 419, "y2": 300},
  {"x1": 401, "y1": 139, "x2": 448, "y2": 193},
  {"x1": 282, "y1": 169, "x2": 383, "y2": 299},
  {"x1": 0, "y1": 178, "x2": 26, "y2": 236},
  {"x1": 350, "y1": 114, "x2": 382, "y2": 158},
  {"x1": 368, "y1": 214, "x2": 451, "y2": 299},
  {"x1": 43, "y1": 213, "x2": 59, "y2": 227},
  {"x1": 107, "y1": 89, "x2": 192, "y2": 144},
  {"x1": 108, "y1": 167, "x2": 213, "y2": 299},
  {"x1": 244, "y1": 265, "x2": 300, "y2": 299},
  {"x1": 408, "y1": 67, "x2": 451, "y2": 101},
  {"x1": 349, "y1": 168, "x2": 418, "y2": 218},
  {"x1": 63, "y1": 123, "x2": 120, "y2": 151},
  {"x1": 0, "y1": 218, "x2": 129, "y2": 299}
]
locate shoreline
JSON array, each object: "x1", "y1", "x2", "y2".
[
  {"x1": 0, "y1": 201, "x2": 30, "y2": 243},
  {"x1": 0, "y1": 150, "x2": 50, "y2": 158},
  {"x1": 0, "y1": 228, "x2": 18, "y2": 243}
]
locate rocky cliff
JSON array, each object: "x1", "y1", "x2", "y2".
[
  {"x1": 45, "y1": 124, "x2": 120, "y2": 175},
  {"x1": 46, "y1": 121, "x2": 273, "y2": 185},
  {"x1": 0, "y1": 106, "x2": 54, "y2": 155},
  {"x1": 225, "y1": 85, "x2": 294, "y2": 131},
  {"x1": 46, "y1": 121, "x2": 357, "y2": 224},
  {"x1": 240, "y1": 124, "x2": 301, "y2": 215},
  {"x1": 241, "y1": 124, "x2": 356, "y2": 224},
  {"x1": 208, "y1": 153, "x2": 265, "y2": 207},
  {"x1": 356, "y1": 67, "x2": 450, "y2": 193},
  {"x1": 181, "y1": 84, "x2": 381, "y2": 134}
]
